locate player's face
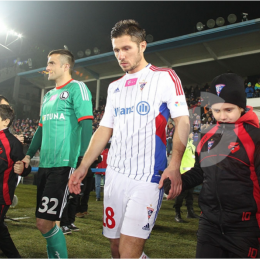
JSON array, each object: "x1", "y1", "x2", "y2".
[
  {"x1": 211, "y1": 103, "x2": 244, "y2": 123},
  {"x1": 46, "y1": 54, "x2": 67, "y2": 81},
  {"x1": 112, "y1": 35, "x2": 146, "y2": 74}
]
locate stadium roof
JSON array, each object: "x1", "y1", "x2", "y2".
[{"x1": 17, "y1": 18, "x2": 260, "y2": 97}]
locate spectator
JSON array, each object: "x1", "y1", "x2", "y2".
[
  {"x1": 174, "y1": 132, "x2": 199, "y2": 222},
  {"x1": 96, "y1": 144, "x2": 110, "y2": 201},
  {"x1": 254, "y1": 78, "x2": 260, "y2": 97},
  {"x1": 245, "y1": 82, "x2": 254, "y2": 98},
  {"x1": 166, "y1": 122, "x2": 175, "y2": 157}
]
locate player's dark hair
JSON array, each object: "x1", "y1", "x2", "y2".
[
  {"x1": 111, "y1": 19, "x2": 146, "y2": 45},
  {"x1": 48, "y1": 49, "x2": 75, "y2": 75},
  {"x1": 0, "y1": 95, "x2": 9, "y2": 104},
  {"x1": 0, "y1": 104, "x2": 15, "y2": 127}
]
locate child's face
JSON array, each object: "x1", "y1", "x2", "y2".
[
  {"x1": 211, "y1": 103, "x2": 244, "y2": 123},
  {"x1": 0, "y1": 116, "x2": 10, "y2": 130}
]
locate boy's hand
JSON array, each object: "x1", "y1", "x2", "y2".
[
  {"x1": 22, "y1": 155, "x2": 31, "y2": 168},
  {"x1": 14, "y1": 161, "x2": 24, "y2": 175}
]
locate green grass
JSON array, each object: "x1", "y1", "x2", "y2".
[{"x1": 3, "y1": 183, "x2": 200, "y2": 258}]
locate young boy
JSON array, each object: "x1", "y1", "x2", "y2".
[
  {"x1": 180, "y1": 73, "x2": 260, "y2": 258},
  {"x1": 0, "y1": 104, "x2": 31, "y2": 258}
]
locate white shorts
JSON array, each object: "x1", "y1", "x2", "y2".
[{"x1": 103, "y1": 166, "x2": 164, "y2": 239}]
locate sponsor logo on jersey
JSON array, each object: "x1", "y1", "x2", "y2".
[
  {"x1": 125, "y1": 78, "x2": 137, "y2": 87},
  {"x1": 208, "y1": 140, "x2": 214, "y2": 152},
  {"x1": 175, "y1": 101, "x2": 186, "y2": 107},
  {"x1": 142, "y1": 223, "x2": 150, "y2": 231},
  {"x1": 50, "y1": 94, "x2": 57, "y2": 101},
  {"x1": 139, "y1": 80, "x2": 147, "y2": 91},
  {"x1": 228, "y1": 142, "x2": 240, "y2": 153},
  {"x1": 136, "y1": 101, "x2": 150, "y2": 115},
  {"x1": 60, "y1": 91, "x2": 69, "y2": 100},
  {"x1": 147, "y1": 207, "x2": 154, "y2": 219},
  {"x1": 42, "y1": 113, "x2": 65, "y2": 121},
  {"x1": 114, "y1": 106, "x2": 134, "y2": 117},
  {"x1": 215, "y1": 84, "x2": 225, "y2": 96},
  {"x1": 114, "y1": 87, "x2": 120, "y2": 93}
]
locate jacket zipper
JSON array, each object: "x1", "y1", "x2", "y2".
[{"x1": 216, "y1": 124, "x2": 225, "y2": 235}]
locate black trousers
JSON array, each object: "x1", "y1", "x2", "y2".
[
  {"x1": 0, "y1": 205, "x2": 21, "y2": 258},
  {"x1": 76, "y1": 176, "x2": 93, "y2": 213},
  {"x1": 173, "y1": 188, "x2": 194, "y2": 209},
  {"x1": 196, "y1": 218, "x2": 259, "y2": 258}
]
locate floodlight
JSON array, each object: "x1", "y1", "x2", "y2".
[
  {"x1": 216, "y1": 17, "x2": 225, "y2": 26},
  {"x1": 77, "y1": 51, "x2": 84, "y2": 58},
  {"x1": 146, "y1": 34, "x2": 154, "y2": 43},
  {"x1": 196, "y1": 22, "x2": 205, "y2": 31},
  {"x1": 227, "y1": 14, "x2": 237, "y2": 24},
  {"x1": 206, "y1": 19, "x2": 215, "y2": 29},
  {"x1": 85, "y1": 49, "x2": 91, "y2": 56},
  {"x1": 93, "y1": 47, "x2": 100, "y2": 55}
]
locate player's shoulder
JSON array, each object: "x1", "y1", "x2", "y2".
[
  {"x1": 149, "y1": 65, "x2": 180, "y2": 82},
  {"x1": 109, "y1": 75, "x2": 126, "y2": 86}
]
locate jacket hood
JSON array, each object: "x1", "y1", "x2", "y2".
[{"x1": 235, "y1": 106, "x2": 259, "y2": 128}]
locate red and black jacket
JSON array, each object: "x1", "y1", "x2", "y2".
[
  {"x1": 0, "y1": 128, "x2": 31, "y2": 205},
  {"x1": 182, "y1": 106, "x2": 260, "y2": 232}
]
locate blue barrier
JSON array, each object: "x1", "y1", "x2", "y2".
[{"x1": 31, "y1": 167, "x2": 106, "y2": 172}]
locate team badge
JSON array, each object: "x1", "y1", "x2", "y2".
[
  {"x1": 215, "y1": 84, "x2": 225, "y2": 96},
  {"x1": 228, "y1": 142, "x2": 240, "y2": 153},
  {"x1": 147, "y1": 207, "x2": 154, "y2": 219},
  {"x1": 139, "y1": 80, "x2": 147, "y2": 91},
  {"x1": 60, "y1": 91, "x2": 69, "y2": 100},
  {"x1": 208, "y1": 140, "x2": 214, "y2": 152}
]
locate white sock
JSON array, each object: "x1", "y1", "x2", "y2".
[{"x1": 140, "y1": 252, "x2": 149, "y2": 259}]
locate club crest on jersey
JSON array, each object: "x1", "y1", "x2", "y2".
[
  {"x1": 228, "y1": 142, "x2": 240, "y2": 153},
  {"x1": 60, "y1": 91, "x2": 69, "y2": 100},
  {"x1": 208, "y1": 140, "x2": 214, "y2": 152},
  {"x1": 147, "y1": 207, "x2": 154, "y2": 219},
  {"x1": 125, "y1": 78, "x2": 137, "y2": 87},
  {"x1": 142, "y1": 223, "x2": 150, "y2": 231},
  {"x1": 215, "y1": 84, "x2": 225, "y2": 96},
  {"x1": 114, "y1": 87, "x2": 120, "y2": 93},
  {"x1": 139, "y1": 80, "x2": 147, "y2": 91}
]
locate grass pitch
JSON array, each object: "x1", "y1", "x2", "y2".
[{"x1": 3, "y1": 182, "x2": 200, "y2": 258}]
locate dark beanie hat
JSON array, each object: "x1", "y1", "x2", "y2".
[{"x1": 209, "y1": 73, "x2": 246, "y2": 109}]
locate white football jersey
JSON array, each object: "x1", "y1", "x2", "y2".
[{"x1": 100, "y1": 64, "x2": 189, "y2": 183}]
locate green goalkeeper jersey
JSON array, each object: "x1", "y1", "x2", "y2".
[{"x1": 38, "y1": 79, "x2": 93, "y2": 168}]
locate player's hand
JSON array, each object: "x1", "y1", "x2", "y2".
[
  {"x1": 22, "y1": 155, "x2": 31, "y2": 168},
  {"x1": 69, "y1": 165, "x2": 88, "y2": 194},
  {"x1": 158, "y1": 166, "x2": 182, "y2": 200},
  {"x1": 14, "y1": 134, "x2": 24, "y2": 144},
  {"x1": 14, "y1": 161, "x2": 24, "y2": 175}
]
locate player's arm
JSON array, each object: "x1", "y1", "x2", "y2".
[
  {"x1": 181, "y1": 151, "x2": 204, "y2": 191},
  {"x1": 69, "y1": 126, "x2": 112, "y2": 194},
  {"x1": 11, "y1": 138, "x2": 32, "y2": 176},
  {"x1": 77, "y1": 119, "x2": 93, "y2": 166},
  {"x1": 159, "y1": 115, "x2": 190, "y2": 199},
  {"x1": 22, "y1": 126, "x2": 42, "y2": 168}
]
